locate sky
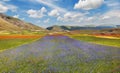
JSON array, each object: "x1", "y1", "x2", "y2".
[{"x1": 0, "y1": 0, "x2": 120, "y2": 27}]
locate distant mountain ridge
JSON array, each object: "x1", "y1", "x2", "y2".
[
  {"x1": 0, "y1": 13, "x2": 45, "y2": 33},
  {"x1": 47, "y1": 25, "x2": 115, "y2": 31},
  {"x1": 0, "y1": 13, "x2": 118, "y2": 33},
  {"x1": 117, "y1": 25, "x2": 120, "y2": 28}
]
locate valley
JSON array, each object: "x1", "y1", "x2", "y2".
[{"x1": 0, "y1": 14, "x2": 120, "y2": 73}]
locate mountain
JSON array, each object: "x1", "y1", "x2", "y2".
[
  {"x1": 116, "y1": 25, "x2": 120, "y2": 28},
  {"x1": 0, "y1": 13, "x2": 45, "y2": 33},
  {"x1": 101, "y1": 28, "x2": 120, "y2": 33},
  {"x1": 47, "y1": 25, "x2": 65, "y2": 32},
  {"x1": 47, "y1": 25, "x2": 115, "y2": 31}
]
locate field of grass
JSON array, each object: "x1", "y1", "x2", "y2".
[
  {"x1": 0, "y1": 36, "x2": 120, "y2": 73},
  {"x1": 69, "y1": 35, "x2": 120, "y2": 47},
  {"x1": 0, "y1": 34, "x2": 44, "y2": 52},
  {"x1": 0, "y1": 38, "x2": 39, "y2": 52}
]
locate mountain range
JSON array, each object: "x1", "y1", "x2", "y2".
[
  {"x1": 47, "y1": 25, "x2": 116, "y2": 31},
  {"x1": 0, "y1": 13, "x2": 119, "y2": 33}
]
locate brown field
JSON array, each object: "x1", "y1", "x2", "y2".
[{"x1": 92, "y1": 33, "x2": 120, "y2": 38}]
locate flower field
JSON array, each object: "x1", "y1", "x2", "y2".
[{"x1": 0, "y1": 35, "x2": 120, "y2": 73}]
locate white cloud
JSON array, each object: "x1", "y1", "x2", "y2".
[
  {"x1": 57, "y1": 12, "x2": 85, "y2": 22},
  {"x1": 0, "y1": 1, "x2": 17, "y2": 13},
  {"x1": 102, "y1": 16, "x2": 110, "y2": 19},
  {"x1": 27, "y1": 7, "x2": 47, "y2": 18},
  {"x1": 105, "y1": 0, "x2": 120, "y2": 10},
  {"x1": 13, "y1": 15, "x2": 19, "y2": 18},
  {"x1": 57, "y1": 9, "x2": 120, "y2": 26},
  {"x1": 107, "y1": 2, "x2": 119, "y2": 7},
  {"x1": 36, "y1": 20, "x2": 41, "y2": 23},
  {"x1": 30, "y1": 0, "x2": 67, "y2": 13},
  {"x1": 57, "y1": 16, "x2": 63, "y2": 21},
  {"x1": 44, "y1": 18, "x2": 50, "y2": 23},
  {"x1": 74, "y1": 0, "x2": 104, "y2": 10},
  {"x1": 102, "y1": 10, "x2": 120, "y2": 19},
  {"x1": 7, "y1": 4, "x2": 17, "y2": 12},
  {"x1": 86, "y1": 17, "x2": 94, "y2": 21},
  {"x1": 48, "y1": 9, "x2": 60, "y2": 17},
  {"x1": 28, "y1": 0, "x2": 88, "y2": 22},
  {"x1": 97, "y1": 10, "x2": 120, "y2": 25},
  {"x1": 80, "y1": 10, "x2": 120, "y2": 26},
  {"x1": 0, "y1": 4, "x2": 8, "y2": 13},
  {"x1": 22, "y1": 0, "x2": 120, "y2": 26}
]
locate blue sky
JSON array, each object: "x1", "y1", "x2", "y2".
[{"x1": 0, "y1": 0, "x2": 120, "y2": 27}]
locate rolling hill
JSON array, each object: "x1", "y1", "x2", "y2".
[{"x1": 0, "y1": 13, "x2": 45, "y2": 33}]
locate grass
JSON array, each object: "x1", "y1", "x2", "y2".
[
  {"x1": 0, "y1": 45, "x2": 120, "y2": 73},
  {"x1": 0, "y1": 55, "x2": 119, "y2": 73},
  {"x1": 0, "y1": 38, "x2": 39, "y2": 52},
  {"x1": 0, "y1": 34, "x2": 45, "y2": 52},
  {"x1": 69, "y1": 35, "x2": 120, "y2": 47},
  {"x1": 0, "y1": 35, "x2": 120, "y2": 73}
]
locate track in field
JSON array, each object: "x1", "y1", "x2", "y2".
[{"x1": 0, "y1": 36, "x2": 120, "y2": 73}]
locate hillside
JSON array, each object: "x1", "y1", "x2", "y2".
[
  {"x1": 0, "y1": 17, "x2": 21, "y2": 32},
  {"x1": 0, "y1": 13, "x2": 45, "y2": 33}
]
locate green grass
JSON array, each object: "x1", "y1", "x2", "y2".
[
  {"x1": 0, "y1": 47, "x2": 119, "y2": 73},
  {"x1": 70, "y1": 35, "x2": 120, "y2": 47},
  {"x1": 0, "y1": 35, "x2": 120, "y2": 73},
  {"x1": 0, "y1": 38, "x2": 39, "y2": 51}
]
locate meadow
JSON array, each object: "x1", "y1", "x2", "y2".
[
  {"x1": 0, "y1": 35, "x2": 43, "y2": 52},
  {"x1": 0, "y1": 36, "x2": 120, "y2": 73},
  {"x1": 68, "y1": 34, "x2": 120, "y2": 47},
  {"x1": 0, "y1": 34, "x2": 120, "y2": 73}
]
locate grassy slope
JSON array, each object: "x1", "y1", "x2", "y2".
[
  {"x1": 69, "y1": 35, "x2": 120, "y2": 47},
  {"x1": 0, "y1": 38, "x2": 39, "y2": 52},
  {"x1": 0, "y1": 18, "x2": 20, "y2": 31}
]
